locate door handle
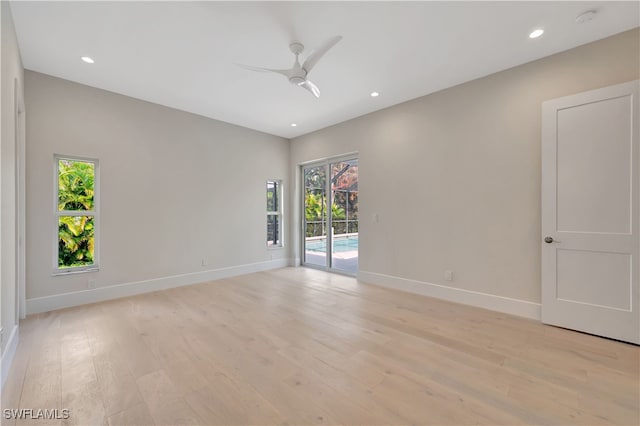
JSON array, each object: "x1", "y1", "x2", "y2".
[{"x1": 544, "y1": 236, "x2": 555, "y2": 243}]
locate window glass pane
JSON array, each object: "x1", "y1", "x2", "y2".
[
  {"x1": 304, "y1": 188, "x2": 327, "y2": 224},
  {"x1": 58, "y1": 216, "x2": 95, "y2": 268},
  {"x1": 267, "y1": 180, "x2": 279, "y2": 212},
  {"x1": 304, "y1": 167, "x2": 326, "y2": 190},
  {"x1": 348, "y1": 191, "x2": 359, "y2": 220},
  {"x1": 58, "y1": 159, "x2": 95, "y2": 211},
  {"x1": 332, "y1": 190, "x2": 347, "y2": 235},
  {"x1": 267, "y1": 215, "x2": 281, "y2": 247},
  {"x1": 330, "y1": 159, "x2": 358, "y2": 273}
]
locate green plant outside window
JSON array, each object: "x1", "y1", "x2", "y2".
[{"x1": 57, "y1": 158, "x2": 97, "y2": 269}]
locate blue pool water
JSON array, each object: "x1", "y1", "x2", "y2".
[{"x1": 306, "y1": 236, "x2": 358, "y2": 253}]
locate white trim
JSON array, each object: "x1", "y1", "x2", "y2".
[
  {"x1": 27, "y1": 258, "x2": 292, "y2": 315},
  {"x1": 358, "y1": 270, "x2": 541, "y2": 320},
  {"x1": 52, "y1": 267, "x2": 99, "y2": 276},
  {"x1": 298, "y1": 151, "x2": 359, "y2": 167},
  {"x1": 1, "y1": 325, "x2": 19, "y2": 391},
  {"x1": 16, "y1": 84, "x2": 26, "y2": 320}
]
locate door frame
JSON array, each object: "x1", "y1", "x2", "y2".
[
  {"x1": 14, "y1": 78, "x2": 26, "y2": 320},
  {"x1": 300, "y1": 153, "x2": 358, "y2": 275}
]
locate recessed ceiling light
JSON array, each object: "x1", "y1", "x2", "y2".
[
  {"x1": 290, "y1": 123, "x2": 297, "y2": 127},
  {"x1": 370, "y1": 92, "x2": 380, "y2": 97},
  {"x1": 81, "y1": 56, "x2": 95, "y2": 64},
  {"x1": 529, "y1": 29, "x2": 544, "y2": 39}
]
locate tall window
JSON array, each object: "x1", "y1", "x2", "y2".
[
  {"x1": 55, "y1": 156, "x2": 99, "y2": 272},
  {"x1": 267, "y1": 180, "x2": 283, "y2": 247}
]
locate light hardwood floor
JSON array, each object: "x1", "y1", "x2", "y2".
[{"x1": 2, "y1": 267, "x2": 638, "y2": 425}]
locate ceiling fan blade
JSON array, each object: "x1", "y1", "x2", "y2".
[
  {"x1": 302, "y1": 35, "x2": 342, "y2": 74},
  {"x1": 237, "y1": 64, "x2": 291, "y2": 78},
  {"x1": 298, "y1": 80, "x2": 320, "y2": 98}
]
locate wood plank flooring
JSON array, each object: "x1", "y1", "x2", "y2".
[{"x1": 2, "y1": 267, "x2": 638, "y2": 425}]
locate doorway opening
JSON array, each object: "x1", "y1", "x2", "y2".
[{"x1": 302, "y1": 156, "x2": 358, "y2": 274}]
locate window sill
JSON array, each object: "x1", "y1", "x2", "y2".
[{"x1": 52, "y1": 267, "x2": 99, "y2": 277}]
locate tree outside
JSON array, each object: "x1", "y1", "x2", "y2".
[{"x1": 304, "y1": 162, "x2": 358, "y2": 238}]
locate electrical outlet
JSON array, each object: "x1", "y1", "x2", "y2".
[
  {"x1": 201, "y1": 258, "x2": 208, "y2": 267},
  {"x1": 88, "y1": 279, "x2": 97, "y2": 289},
  {"x1": 444, "y1": 270, "x2": 453, "y2": 281}
]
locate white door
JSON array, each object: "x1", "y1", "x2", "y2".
[{"x1": 542, "y1": 80, "x2": 639, "y2": 344}]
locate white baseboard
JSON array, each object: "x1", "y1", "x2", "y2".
[
  {"x1": 27, "y1": 258, "x2": 292, "y2": 315},
  {"x1": 357, "y1": 270, "x2": 541, "y2": 320},
  {"x1": 1, "y1": 325, "x2": 19, "y2": 391}
]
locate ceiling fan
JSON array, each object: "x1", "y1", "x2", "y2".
[{"x1": 239, "y1": 36, "x2": 342, "y2": 99}]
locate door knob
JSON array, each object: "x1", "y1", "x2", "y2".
[{"x1": 544, "y1": 236, "x2": 554, "y2": 243}]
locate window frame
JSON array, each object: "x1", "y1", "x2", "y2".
[
  {"x1": 266, "y1": 179, "x2": 284, "y2": 248},
  {"x1": 53, "y1": 154, "x2": 100, "y2": 275}
]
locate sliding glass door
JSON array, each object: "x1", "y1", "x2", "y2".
[
  {"x1": 303, "y1": 165, "x2": 328, "y2": 267},
  {"x1": 330, "y1": 159, "x2": 358, "y2": 272},
  {"x1": 302, "y1": 157, "x2": 358, "y2": 274}
]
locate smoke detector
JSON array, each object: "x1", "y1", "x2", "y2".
[{"x1": 576, "y1": 10, "x2": 597, "y2": 24}]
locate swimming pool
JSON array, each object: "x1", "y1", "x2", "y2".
[{"x1": 306, "y1": 235, "x2": 358, "y2": 253}]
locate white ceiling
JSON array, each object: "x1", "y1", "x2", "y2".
[{"x1": 10, "y1": 1, "x2": 640, "y2": 139}]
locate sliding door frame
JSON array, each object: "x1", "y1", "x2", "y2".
[{"x1": 300, "y1": 153, "x2": 358, "y2": 275}]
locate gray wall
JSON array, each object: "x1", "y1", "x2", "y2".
[
  {"x1": 290, "y1": 29, "x2": 640, "y2": 305},
  {"x1": 1, "y1": 1, "x2": 25, "y2": 355},
  {"x1": 25, "y1": 71, "x2": 289, "y2": 300},
  {"x1": 19, "y1": 27, "x2": 640, "y2": 312}
]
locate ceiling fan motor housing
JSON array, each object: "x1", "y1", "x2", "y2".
[
  {"x1": 289, "y1": 42, "x2": 304, "y2": 54},
  {"x1": 289, "y1": 76, "x2": 306, "y2": 85}
]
